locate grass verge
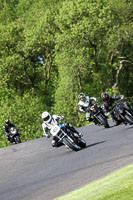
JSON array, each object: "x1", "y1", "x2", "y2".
[{"x1": 55, "y1": 164, "x2": 133, "y2": 200}]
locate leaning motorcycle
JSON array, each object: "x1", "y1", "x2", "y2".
[
  {"x1": 88, "y1": 104, "x2": 109, "y2": 128},
  {"x1": 50, "y1": 124, "x2": 81, "y2": 151},
  {"x1": 59, "y1": 124, "x2": 86, "y2": 148},
  {"x1": 112, "y1": 101, "x2": 133, "y2": 125},
  {"x1": 8, "y1": 127, "x2": 21, "y2": 144}
]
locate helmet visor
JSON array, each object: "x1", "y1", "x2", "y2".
[
  {"x1": 80, "y1": 97, "x2": 85, "y2": 101},
  {"x1": 43, "y1": 115, "x2": 50, "y2": 122},
  {"x1": 103, "y1": 97, "x2": 109, "y2": 102},
  {"x1": 5, "y1": 120, "x2": 10, "y2": 125}
]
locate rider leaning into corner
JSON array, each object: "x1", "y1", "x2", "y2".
[
  {"x1": 78, "y1": 92, "x2": 98, "y2": 123},
  {"x1": 41, "y1": 111, "x2": 82, "y2": 147},
  {"x1": 3, "y1": 120, "x2": 16, "y2": 141},
  {"x1": 101, "y1": 92, "x2": 126, "y2": 125}
]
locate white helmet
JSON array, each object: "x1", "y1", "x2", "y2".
[
  {"x1": 78, "y1": 92, "x2": 85, "y2": 101},
  {"x1": 41, "y1": 111, "x2": 51, "y2": 123}
]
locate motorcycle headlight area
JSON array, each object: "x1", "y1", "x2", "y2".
[{"x1": 119, "y1": 108, "x2": 123, "y2": 114}]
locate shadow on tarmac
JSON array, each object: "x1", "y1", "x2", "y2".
[{"x1": 85, "y1": 140, "x2": 106, "y2": 149}]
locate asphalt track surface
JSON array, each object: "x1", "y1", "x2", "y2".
[{"x1": 0, "y1": 121, "x2": 133, "y2": 200}]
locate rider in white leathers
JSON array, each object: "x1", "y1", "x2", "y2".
[
  {"x1": 42, "y1": 111, "x2": 81, "y2": 147},
  {"x1": 78, "y1": 92, "x2": 98, "y2": 122}
]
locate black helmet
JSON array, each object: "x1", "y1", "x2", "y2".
[
  {"x1": 5, "y1": 119, "x2": 10, "y2": 125},
  {"x1": 101, "y1": 92, "x2": 110, "y2": 102}
]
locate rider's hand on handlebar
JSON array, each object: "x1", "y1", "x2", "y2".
[
  {"x1": 61, "y1": 116, "x2": 64, "y2": 120},
  {"x1": 59, "y1": 116, "x2": 64, "y2": 122},
  {"x1": 105, "y1": 112, "x2": 110, "y2": 117},
  {"x1": 120, "y1": 95, "x2": 124, "y2": 100}
]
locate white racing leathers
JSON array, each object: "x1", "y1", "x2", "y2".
[
  {"x1": 78, "y1": 96, "x2": 97, "y2": 120},
  {"x1": 42, "y1": 115, "x2": 62, "y2": 137}
]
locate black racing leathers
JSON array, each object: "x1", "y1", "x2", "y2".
[
  {"x1": 102, "y1": 96, "x2": 123, "y2": 112},
  {"x1": 102, "y1": 95, "x2": 123, "y2": 123},
  {"x1": 3, "y1": 123, "x2": 15, "y2": 138}
]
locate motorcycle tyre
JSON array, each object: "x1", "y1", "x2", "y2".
[
  {"x1": 124, "y1": 113, "x2": 133, "y2": 124},
  {"x1": 63, "y1": 137, "x2": 80, "y2": 151},
  {"x1": 69, "y1": 133, "x2": 86, "y2": 148},
  {"x1": 98, "y1": 115, "x2": 109, "y2": 128},
  {"x1": 14, "y1": 135, "x2": 21, "y2": 144},
  {"x1": 77, "y1": 138, "x2": 86, "y2": 148}
]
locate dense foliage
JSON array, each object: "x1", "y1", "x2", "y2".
[{"x1": 0, "y1": 0, "x2": 133, "y2": 147}]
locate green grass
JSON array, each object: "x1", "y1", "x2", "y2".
[{"x1": 55, "y1": 164, "x2": 133, "y2": 200}]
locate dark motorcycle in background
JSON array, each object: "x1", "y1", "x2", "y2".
[
  {"x1": 8, "y1": 127, "x2": 21, "y2": 144},
  {"x1": 112, "y1": 101, "x2": 133, "y2": 125},
  {"x1": 88, "y1": 104, "x2": 109, "y2": 128}
]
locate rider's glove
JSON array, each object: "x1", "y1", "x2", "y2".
[
  {"x1": 86, "y1": 118, "x2": 93, "y2": 122},
  {"x1": 61, "y1": 116, "x2": 64, "y2": 120},
  {"x1": 105, "y1": 112, "x2": 110, "y2": 117},
  {"x1": 5, "y1": 133, "x2": 9, "y2": 139},
  {"x1": 44, "y1": 133, "x2": 50, "y2": 138},
  {"x1": 120, "y1": 95, "x2": 124, "y2": 100}
]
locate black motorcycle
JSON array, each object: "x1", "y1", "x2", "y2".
[
  {"x1": 88, "y1": 104, "x2": 109, "y2": 128},
  {"x1": 59, "y1": 124, "x2": 86, "y2": 148},
  {"x1": 112, "y1": 101, "x2": 133, "y2": 125},
  {"x1": 8, "y1": 127, "x2": 21, "y2": 144}
]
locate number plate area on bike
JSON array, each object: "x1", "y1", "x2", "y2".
[{"x1": 50, "y1": 125, "x2": 60, "y2": 136}]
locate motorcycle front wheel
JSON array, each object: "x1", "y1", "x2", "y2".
[
  {"x1": 69, "y1": 133, "x2": 86, "y2": 148},
  {"x1": 124, "y1": 113, "x2": 133, "y2": 124},
  {"x1": 77, "y1": 138, "x2": 86, "y2": 148},
  {"x1": 63, "y1": 137, "x2": 80, "y2": 151},
  {"x1": 14, "y1": 135, "x2": 21, "y2": 144},
  {"x1": 97, "y1": 115, "x2": 109, "y2": 128}
]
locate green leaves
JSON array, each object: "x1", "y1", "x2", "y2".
[{"x1": 1, "y1": 0, "x2": 133, "y2": 147}]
